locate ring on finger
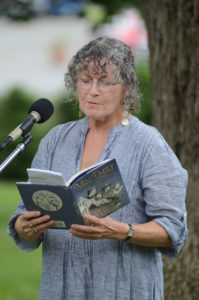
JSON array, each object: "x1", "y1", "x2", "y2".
[
  {"x1": 28, "y1": 223, "x2": 33, "y2": 228},
  {"x1": 31, "y1": 227, "x2": 38, "y2": 234}
]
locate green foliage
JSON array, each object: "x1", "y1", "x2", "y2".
[
  {"x1": 0, "y1": 88, "x2": 55, "y2": 180},
  {"x1": 54, "y1": 92, "x2": 80, "y2": 124},
  {"x1": 0, "y1": 88, "x2": 37, "y2": 179},
  {"x1": 134, "y1": 63, "x2": 152, "y2": 124},
  {"x1": 0, "y1": 180, "x2": 41, "y2": 300}
]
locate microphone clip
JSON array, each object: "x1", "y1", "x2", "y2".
[
  {"x1": 0, "y1": 114, "x2": 35, "y2": 151},
  {"x1": 20, "y1": 114, "x2": 36, "y2": 137}
]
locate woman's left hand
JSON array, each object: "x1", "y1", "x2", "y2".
[{"x1": 69, "y1": 214, "x2": 129, "y2": 240}]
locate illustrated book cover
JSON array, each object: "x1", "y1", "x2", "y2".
[{"x1": 16, "y1": 158, "x2": 130, "y2": 229}]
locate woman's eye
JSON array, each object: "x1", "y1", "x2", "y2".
[
  {"x1": 81, "y1": 78, "x2": 91, "y2": 84},
  {"x1": 101, "y1": 80, "x2": 111, "y2": 86}
]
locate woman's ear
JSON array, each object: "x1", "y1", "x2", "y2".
[{"x1": 122, "y1": 84, "x2": 130, "y2": 98}]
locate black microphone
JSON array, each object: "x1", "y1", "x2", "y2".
[{"x1": 0, "y1": 98, "x2": 54, "y2": 150}]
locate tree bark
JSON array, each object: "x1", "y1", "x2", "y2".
[{"x1": 142, "y1": 0, "x2": 199, "y2": 299}]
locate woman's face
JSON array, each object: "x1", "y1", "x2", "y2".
[{"x1": 76, "y1": 62, "x2": 124, "y2": 122}]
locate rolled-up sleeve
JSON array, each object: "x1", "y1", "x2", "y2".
[{"x1": 141, "y1": 131, "x2": 188, "y2": 258}]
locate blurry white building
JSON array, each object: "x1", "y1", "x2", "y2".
[
  {"x1": 0, "y1": 15, "x2": 92, "y2": 99},
  {"x1": 0, "y1": 8, "x2": 148, "y2": 99}
]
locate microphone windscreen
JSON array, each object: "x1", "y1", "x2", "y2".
[{"x1": 28, "y1": 98, "x2": 54, "y2": 123}]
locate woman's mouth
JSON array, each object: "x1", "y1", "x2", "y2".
[{"x1": 88, "y1": 101, "x2": 99, "y2": 105}]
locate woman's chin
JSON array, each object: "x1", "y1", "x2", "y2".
[{"x1": 84, "y1": 109, "x2": 104, "y2": 120}]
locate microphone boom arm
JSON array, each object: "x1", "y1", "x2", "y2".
[{"x1": 0, "y1": 133, "x2": 32, "y2": 173}]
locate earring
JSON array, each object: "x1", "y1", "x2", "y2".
[{"x1": 121, "y1": 111, "x2": 129, "y2": 126}]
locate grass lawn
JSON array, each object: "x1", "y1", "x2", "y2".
[{"x1": 0, "y1": 180, "x2": 42, "y2": 300}]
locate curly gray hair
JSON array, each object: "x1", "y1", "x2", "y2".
[{"x1": 64, "y1": 36, "x2": 141, "y2": 113}]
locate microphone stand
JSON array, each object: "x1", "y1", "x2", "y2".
[{"x1": 0, "y1": 133, "x2": 32, "y2": 173}]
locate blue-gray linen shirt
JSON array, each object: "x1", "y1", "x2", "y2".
[{"x1": 8, "y1": 116, "x2": 188, "y2": 300}]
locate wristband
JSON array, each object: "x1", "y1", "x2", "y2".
[{"x1": 124, "y1": 224, "x2": 134, "y2": 241}]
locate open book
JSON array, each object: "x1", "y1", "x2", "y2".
[{"x1": 16, "y1": 158, "x2": 130, "y2": 229}]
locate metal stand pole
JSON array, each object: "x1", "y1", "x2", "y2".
[{"x1": 0, "y1": 134, "x2": 32, "y2": 173}]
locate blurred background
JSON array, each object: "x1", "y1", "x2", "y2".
[
  {"x1": 0, "y1": 0, "x2": 151, "y2": 180},
  {"x1": 0, "y1": 1, "x2": 151, "y2": 299}
]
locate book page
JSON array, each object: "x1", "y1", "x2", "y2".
[
  {"x1": 27, "y1": 168, "x2": 66, "y2": 186},
  {"x1": 25, "y1": 159, "x2": 112, "y2": 187},
  {"x1": 66, "y1": 159, "x2": 112, "y2": 186}
]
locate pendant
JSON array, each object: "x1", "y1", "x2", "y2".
[
  {"x1": 121, "y1": 118, "x2": 129, "y2": 126},
  {"x1": 121, "y1": 111, "x2": 130, "y2": 126}
]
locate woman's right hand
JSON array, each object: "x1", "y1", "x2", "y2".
[{"x1": 15, "y1": 211, "x2": 54, "y2": 243}]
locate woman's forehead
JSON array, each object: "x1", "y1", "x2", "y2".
[{"x1": 80, "y1": 60, "x2": 117, "y2": 76}]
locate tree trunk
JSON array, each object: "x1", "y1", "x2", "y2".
[{"x1": 142, "y1": 0, "x2": 199, "y2": 299}]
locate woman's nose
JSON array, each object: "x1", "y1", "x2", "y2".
[{"x1": 89, "y1": 81, "x2": 100, "y2": 96}]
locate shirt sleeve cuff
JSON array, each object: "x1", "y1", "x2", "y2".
[
  {"x1": 8, "y1": 213, "x2": 42, "y2": 252},
  {"x1": 154, "y1": 214, "x2": 188, "y2": 258}
]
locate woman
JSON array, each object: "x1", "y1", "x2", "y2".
[{"x1": 8, "y1": 36, "x2": 188, "y2": 300}]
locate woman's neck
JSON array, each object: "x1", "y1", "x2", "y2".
[{"x1": 88, "y1": 114, "x2": 123, "y2": 133}]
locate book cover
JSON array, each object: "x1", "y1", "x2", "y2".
[
  {"x1": 70, "y1": 159, "x2": 130, "y2": 219},
  {"x1": 16, "y1": 159, "x2": 130, "y2": 229},
  {"x1": 16, "y1": 183, "x2": 84, "y2": 229}
]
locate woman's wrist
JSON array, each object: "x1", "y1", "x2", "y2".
[
  {"x1": 124, "y1": 222, "x2": 172, "y2": 247},
  {"x1": 115, "y1": 222, "x2": 131, "y2": 240},
  {"x1": 123, "y1": 224, "x2": 134, "y2": 241}
]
